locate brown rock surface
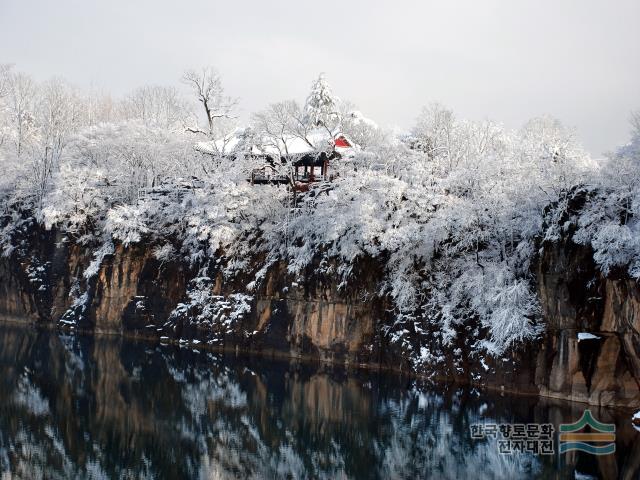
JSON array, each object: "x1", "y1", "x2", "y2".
[{"x1": 1, "y1": 228, "x2": 639, "y2": 408}]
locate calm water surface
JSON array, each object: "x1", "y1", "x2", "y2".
[{"x1": 0, "y1": 324, "x2": 637, "y2": 479}]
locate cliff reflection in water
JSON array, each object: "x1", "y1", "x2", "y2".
[{"x1": 0, "y1": 325, "x2": 638, "y2": 479}]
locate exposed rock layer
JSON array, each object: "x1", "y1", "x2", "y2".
[
  {"x1": 1, "y1": 228, "x2": 639, "y2": 408},
  {"x1": 533, "y1": 239, "x2": 640, "y2": 408}
]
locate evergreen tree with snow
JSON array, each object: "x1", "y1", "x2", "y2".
[{"x1": 303, "y1": 73, "x2": 340, "y2": 133}]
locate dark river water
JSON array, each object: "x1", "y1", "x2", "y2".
[{"x1": 0, "y1": 324, "x2": 638, "y2": 479}]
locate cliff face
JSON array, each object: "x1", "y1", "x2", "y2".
[
  {"x1": 533, "y1": 239, "x2": 640, "y2": 408},
  {"x1": 0, "y1": 231, "x2": 386, "y2": 366},
  {"x1": 1, "y1": 227, "x2": 639, "y2": 409}
]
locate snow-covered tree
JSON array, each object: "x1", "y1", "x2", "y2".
[
  {"x1": 303, "y1": 73, "x2": 340, "y2": 135},
  {"x1": 182, "y1": 67, "x2": 237, "y2": 140},
  {"x1": 410, "y1": 103, "x2": 456, "y2": 161},
  {"x1": 339, "y1": 107, "x2": 385, "y2": 150},
  {"x1": 571, "y1": 113, "x2": 640, "y2": 278},
  {"x1": 251, "y1": 100, "x2": 306, "y2": 156},
  {"x1": 518, "y1": 115, "x2": 591, "y2": 197},
  {"x1": 0, "y1": 65, "x2": 13, "y2": 155},
  {"x1": 119, "y1": 85, "x2": 190, "y2": 130},
  {"x1": 4, "y1": 70, "x2": 37, "y2": 158}
]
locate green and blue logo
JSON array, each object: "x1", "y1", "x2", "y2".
[{"x1": 559, "y1": 410, "x2": 616, "y2": 455}]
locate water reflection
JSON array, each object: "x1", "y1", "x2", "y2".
[{"x1": 0, "y1": 325, "x2": 637, "y2": 479}]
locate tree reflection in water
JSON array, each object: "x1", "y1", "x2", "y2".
[{"x1": 0, "y1": 325, "x2": 637, "y2": 479}]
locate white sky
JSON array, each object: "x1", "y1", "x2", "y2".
[{"x1": 1, "y1": 0, "x2": 639, "y2": 155}]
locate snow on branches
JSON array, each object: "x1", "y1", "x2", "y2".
[{"x1": 1, "y1": 66, "x2": 637, "y2": 360}]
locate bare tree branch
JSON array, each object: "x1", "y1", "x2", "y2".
[{"x1": 182, "y1": 67, "x2": 238, "y2": 138}]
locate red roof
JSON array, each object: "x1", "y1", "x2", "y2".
[{"x1": 334, "y1": 136, "x2": 351, "y2": 148}]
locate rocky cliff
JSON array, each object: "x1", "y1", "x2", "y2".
[
  {"x1": 1, "y1": 224, "x2": 639, "y2": 409},
  {"x1": 533, "y1": 239, "x2": 640, "y2": 408}
]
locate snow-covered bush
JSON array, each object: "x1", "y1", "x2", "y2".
[{"x1": 105, "y1": 205, "x2": 150, "y2": 246}]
